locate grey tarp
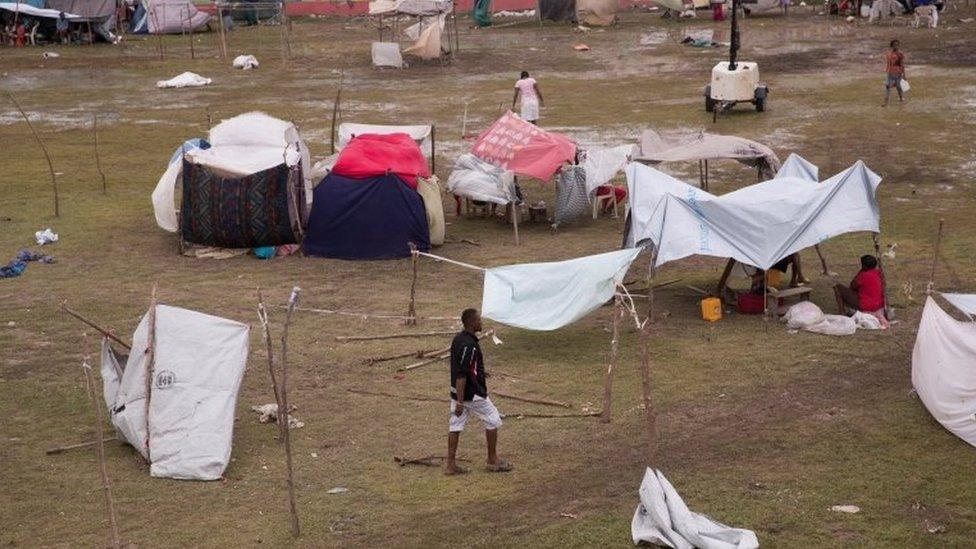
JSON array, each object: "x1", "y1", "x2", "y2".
[
  {"x1": 45, "y1": 0, "x2": 117, "y2": 39},
  {"x1": 634, "y1": 130, "x2": 781, "y2": 181},
  {"x1": 552, "y1": 165, "x2": 589, "y2": 227}
]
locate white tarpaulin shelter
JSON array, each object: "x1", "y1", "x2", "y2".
[
  {"x1": 447, "y1": 153, "x2": 517, "y2": 205},
  {"x1": 912, "y1": 296, "x2": 976, "y2": 448},
  {"x1": 624, "y1": 156, "x2": 882, "y2": 270},
  {"x1": 634, "y1": 129, "x2": 781, "y2": 179},
  {"x1": 402, "y1": 13, "x2": 445, "y2": 60},
  {"x1": 582, "y1": 144, "x2": 637, "y2": 195},
  {"x1": 482, "y1": 248, "x2": 640, "y2": 331},
  {"x1": 100, "y1": 305, "x2": 250, "y2": 480},
  {"x1": 774, "y1": 153, "x2": 818, "y2": 182},
  {"x1": 369, "y1": 0, "x2": 452, "y2": 15},
  {"x1": 632, "y1": 468, "x2": 759, "y2": 548},
  {"x1": 337, "y1": 122, "x2": 432, "y2": 156},
  {"x1": 151, "y1": 112, "x2": 312, "y2": 232},
  {"x1": 371, "y1": 42, "x2": 404, "y2": 68}
]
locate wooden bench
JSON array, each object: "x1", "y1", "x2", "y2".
[{"x1": 766, "y1": 285, "x2": 813, "y2": 315}]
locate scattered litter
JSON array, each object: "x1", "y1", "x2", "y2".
[
  {"x1": 232, "y1": 54, "x2": 259, "y2": 70},
  {"x1": 42, "y1": 51, "x2": 60, "y2": 59},
  {"x1": 846, "y1": 15, "x2": 855, "y2": 22},
  {"x1": 678, "y1": 8, "x2": 696, "y2": 17},
  {"x1": 6, "y1": 321, "x2": 14, "y2": 327},
  {"x1": 681, "y1": 36, "x2": 719, "y2": 48},
  {"x1": 575, "y1": 25, "x2": 591, "y2": 32},
  {"x1": 560, "y1": 512, "x2": 580, "y2": 519},
  {"x1": 250, "y1": 403, "x2": 305, "y2": 429},
  {"x1": 327, "y1": 487, "x2": 349, "y2": 494},
  {"x1": 830, "y1": 505, "x2": 861, "y2": 514},
  {"x1": 638, "y1": 30, "x2": 668, "y2": 45},
  {"x1": 883, "y1": 243, "x2": 898, "y2": 259},
  {"x1": 572, "y1": 43, "x2": 590, "y2": 51},
  {"x1": 35, "y1": 228, "x2": 58, "y2": 245},
  {"x1": 491, "y1": 333, "x2": 504, "y2": 345},
  {"x1": 156, "y1": 72, "x2": 212, "y2": 89},
  {"x1": 959, "y1": 17, "x2": 973, "y2": 23},
  {"x1": 495, "y1": 9, "x2": 535, "y2": 16},
  {"x1": 926, "y1": 522, "x2": 946, "y2": 534},
  {"x1": 1, "y1": 250, "x2": 55, "y2": 279},
  {"x1": 311, "y1": 452, "x2": 318, "y2": 458}
]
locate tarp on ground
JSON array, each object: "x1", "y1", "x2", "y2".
[
  {"x1": 576, "y1": 0, "x2": 617, "y2": 25},
  {"x1": 912, "y1": 296, "x2": 976, "y2": 449},
  {"x1": 303, "y1": 172, "x2": 430, "y2": 260},
  {"x1": 635, "y1": 130, "x2": 781, "y2": 180},
  {"x1": 632, "y1": 468, "x2": 759, "y2": 548},
  {"x1": 100, "y1": 305, "x2": 249, "y2": 480},
  {"x1": 368, "y1": 0, "x2": 452, "y2": 15},
  {"x1": 331, "y1": 133, "x2": 430, "y2": 188},
  {"x1": 446, "y1": 153, "x2": 517, "y2": 205},
  {"x1": 338, "y1": 122, "x2": 432, "y2": 154},
  {"x1": 130, "y1": 0, "x2": 210, "y2": 34},
  {"x1": 539, "y1": 0, "x2": 575, "y2": 21},
  {"x1": 471, "y1": 111, "x2": 576, "y2": 181},
  {"x1": 624, "y1": 157, "x2": 882, "y2": 270},
  {"x1": 481, "y1": 248, "x2": 640, "y2": 331}
]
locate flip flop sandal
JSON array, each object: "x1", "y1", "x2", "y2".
[
  {"x1": 486, "y1": 460, "x2": 513, "y2": 473},
  {"x1": 444, "y1": 466, "x2": 470, "y2": 476}
]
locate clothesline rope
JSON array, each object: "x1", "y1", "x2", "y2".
[{"x1": 415, "y1": 251, "x2": 487, "y2": 273}]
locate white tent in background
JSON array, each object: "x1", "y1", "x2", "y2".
[
  {"x1": 624, "y1": 156, "x2": 882, "y2": 270},
  {"x1": 101, "y1": 305, "x2": 250, "y2": 480},
  {"x1": 912, "y1": 295, "x2": 976, "y2": 448}
]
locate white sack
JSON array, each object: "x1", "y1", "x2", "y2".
[
  {"x1": 482, "y1": 249, "x2": 640, "y2": 331},
  {"x1": 371, "y1": 42, "x2": 403, "y2": 68},
  {"x1": 447, "y1": 153, "x2": 518, "y2": 205},
  {"x1": 582, "y1": 144, "x2": 637, "y2": 195},
  {"x1": 912, "y1": 297, "x2": 976, "y2": 448},
  {"x1": 232, "y1": 54, "x2": 259, "y2": 70},
  {"x1": 632, "y1": 468, "x2": 759, "y2": 548},
  {"x1": 783, "y1": 301, "x2": 856, "y2": 336},
  {"x1": 100, "y1": 338, "x2": 124, "y2": 415},
  {"x1": 156, "y1": 71, "x2": 212, "y2": 88},
  {"x1": 625, "y1": 158, "x2": 882, "y2": 270},
  {"x1": 107, "y1": 305, "x2": 250, "y2": 480}
]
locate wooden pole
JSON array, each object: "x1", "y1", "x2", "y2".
[
  {"x1": 637, "y1": 322, "x2": 656, "y2": 466},
  {"x1": 143, "y1": 284, "x2": 158, "y2": 462},
  {"x1": 186, "y1": 7, "x2": 195, "y2": 59},
  {"x1": 430, "y1": 125, "x2": 436, "y2": 174},
  {"x1": 398, "y1": 330, "x2": 493, "y2": 372},
  {"x1": 82, "y1": 358, "x2": 123, "y2": 549},
  {"x1": 61, "y1": 301, "x2": 131, "y2": 350},
  {"x1": 216, "y1": 2, "x2": 228, "y2": 59},
  {"x1": 927, "y1": 219, "x2": 944, "y2": 293},
  {"x1": 511, "y1": 203, "x2": 520, "y2": 246},
  {"x1": 600, "y1": 297, "x2": 622, "y2": 423},
  {"x1": 92, "y1": 113, "x2": 107, "y2": 194},
  {"x1": 6, "y1": 91, "x2": 59, "y2": 217},
  {"x1": 362, "y1": 347, "x2": 439, "y2": 365},
  {"x1": 280, "y1": 287, "x2": 301, "y2": 538},
  {"x1": 337, "y1": 330, "x2": 455, "y2": 342},
  {"x1": 330, "y1": 72, "x2": 343, "y2": 154},
  {"x1": 278, "y1": 2, "x2": 287, "y2": 66},
  {"x1": 814, "y1": 244, "x2": 832, "y2": 276},
  {"x1": 406, "y1": 243, "x2": 419, "y2": 326},
  {"x1": 493, "y1": 390, "x2": 571, "y2": 408},
  {"x1": 257, "y1": 289, "x2": 285, "y2": 441},
  {"x1": 46, "y1": 436, "x2": 118, "y2": 455},
  {"x1": 872, "y1": 233, "x2": 892, "y2": 320}
]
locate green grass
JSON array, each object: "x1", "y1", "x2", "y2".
[{"x1": 1, "y1": 11, "x2": 975, "y2": 548}]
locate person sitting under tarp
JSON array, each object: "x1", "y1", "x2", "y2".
[
  {"x1": 750, "y1": 254, "x2": 804, "y2": 293},
  {"x1": 833, "y1": 255, "x2": 885, "y2": 316}
]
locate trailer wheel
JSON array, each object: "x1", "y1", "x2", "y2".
[
  {"x1": 705, "y1": 85, "x2": 715, "y2": 112},
  {"x1": 755, "y1": 96, "x2": 765, "y2": 112}
]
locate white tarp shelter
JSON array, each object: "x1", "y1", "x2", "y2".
[
  {"x1": 152, "y1": 111, "x2": 312, "y2": 232},
  {"x1": 634, "y1": 129, "x2": 781, "y2": 180},
  {"x1": 632, "y1": 468, "x2": 759, "y2": 548},
  {"x1": 482, "y1": 248, "x2": 640, "y2": 331},
  {"x1": 100, "y1": 305, "x2": 250, "y2": 480},
  {"x1": 446, "y1": 153, "x2": 517, "y2": 205},
  {"x1": 581, "y1": 144, "x2": 636, "y2": 195},
  {"x1": 0, "y1": 2, "x2": 83, "y2": 19},
  {"x1": 624, "y1": 156, "x2": 882, "y2": 270},
  {"x1": 912, "y1": 295, "x2": 976, "y2": 448},
  {"x1": 368, "y1": 0, "x2": 452, "y2": 15}
]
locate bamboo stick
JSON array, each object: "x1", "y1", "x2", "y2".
[
  {"x1": 872, "y1": 233, "x2": 892, "y2": 320},
  {"x1": 287, "y1": 305, "x2": 458, "y2": 322},
  {"x1": 493, "y1": 390, "x2": 570, "y2": 409},
  {"x1": 337, "y1": 330, "x2": 455, "y2": 342},
  {"x1": 637, "y1": 323, "x2": 657, "y2": 466},
  {"x1": 185, "y1": 7, "x2": 195, "y2": 60},
  {"x1": 257, "y1": 289, "x2": 285, "y2": 442},
  {"x1": 216, "y1": 2, "x2": 228, "y2": 59},
  {"x1": 82, "y1": 359, "x2": 123, "y2": 549},
  {"x1": 362, "y1": 348, "x2": 439, "y2": 365},
  {"x1": 6, "y1": 91, "x2": 59, "y2": 217},
  {"x1": 144, "y1": 284, "x2": 157, "y2": 462},
  {"x1": 600, "y1": 297, "x2": 622, "y2": 423},
  {"x1": 92, "y1": 114, "x2": 107, "y2": 194},
  {"x1": 507, "y1": 411, "x2": 600, "y2": 419},
  {"x1": 406, "y1": 243, "x2": 419, "y2": 325},
  {"x1": 280, "y1": 287, "x2": 301, "y2": 538},
  {"x1": 398, "y1": 330, "x2": 494, "y2": 372},
  {"x1": 61, "y1": 301, "x2": 131, "y2": 350},
  {"x1": 927, "y1": 219, "x2": 944, "y2": 293},
  {"x1": 814, "y1": 244, "x2": 832, "y2": 276},
  {"x1": 330, "y1": 72, "x2": 343, "y2": 154},
  {"x1": 347, "y1": 388, "x2": 441, "y2": 403},
  {"x1": 46, "y1": 436, "x2": 117, "y2": 455}
]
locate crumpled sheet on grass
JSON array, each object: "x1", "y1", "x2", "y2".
[
  {"x1": 0, "y1": 250, "x2": 54, "y2": 279},
  {"x1": 157, "y1": 72, "x2": 212, "y2": 89},
  {"x1": 783, "y1": 301, "x2": 884, "y2": 336},
  {"x1": 232, "y1": 54, "x2": 259, "y2": 70}
]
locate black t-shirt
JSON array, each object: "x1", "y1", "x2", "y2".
[{"x1": 450, "y1": 331, "x2": 487, "y2": 401}]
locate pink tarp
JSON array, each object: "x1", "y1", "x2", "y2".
[
  {"x1": 471, "y1": 111, "x2": 577, "y2": 181},
  {"x1": 331, "y1": 133, "x2": 430, "y2": 188}
]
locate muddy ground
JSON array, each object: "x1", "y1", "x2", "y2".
[{"x1": 1, "y1": 7, "x2": 975, "y2": 547}]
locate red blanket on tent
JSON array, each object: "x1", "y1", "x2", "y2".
[
  {"x1": 471, "y1": 111, "x2": 577, "y2": 181},
  {"x1": 332, "y1": 133, "x2": 430, "y2": 188}
]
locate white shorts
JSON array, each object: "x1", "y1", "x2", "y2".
[
  {"x1": 449, "y1": 396, "x2": 503, "y2": 432},
  {"x1": 520, "y1": 99, "x2": 540, "y2": 122}
]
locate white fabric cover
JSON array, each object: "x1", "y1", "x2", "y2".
[
  {"x1": 403, "y1": 14, "x2": 445, "y2": 60},
  {"x1": 784, "y1": 301, "x2": 883, "y2": 336},
  {"x1": 582, "y1": 144, "x2": 636, "y2": 195},
  {"x1": 625, "y1": 157, "x2": 882, "y2": 270},
  {"x1": 156, "y1": 71, "x2": 211, "y2": 88},
  {"x1": 912, "y1": 297, "x2": 976, "y2": 448},
  {"x1": 632, "y1": 468, "x2": 759, "y2": 548},
  {"x1": 232, "y1": 54, "x2": 259, "y2": 70},
  {"x1": 0, "y1": 3, "x2": 83, "y2": 19},
  {"x1": 943, "y1": 293, "x2": 976, "y2": 317},
  {"x1": 482, "y1": 249, "x2": 640, "y2": 331},
  {"x1": 417, "y1": 176, "x2": 445, "y2": 246},
  {"x1": 447, "y1": 153, "x2": 517, "y2": 205},
  {"x1": 142, "y1": 0, "x2": 210, "y2": 34},
  {"x1": 102, "y1": 305, "x2": 250, "y2": 480},
  {"x1": 151, "y1": 140, "x2": 205, "y2": 232},
  {"x1": 635, "y1": 129, "x2": 781, "y2": 175},
  {"x1": 371, "y1": 42, "x2": 404, "y2": 68},
  {"x1": 338, "y1": 122, "x2": 431, "y2": 154},
  {"x1": 775, "y1": 152, "x2": 818, "y2": 182},
  {"x1": 369, "y1": 0, "x2": 452, "y2": 15}
]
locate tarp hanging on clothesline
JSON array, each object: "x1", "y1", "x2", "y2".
[
  {"x1": 403, "y1": 13, "x2": 446, "y2": 60},
  {"x1": 624, "y1": 156, "x2": 882, "y2": 270},
  {"x1": 471, "y1": 111, "x2": 576, "y2": 181},
  {"x1": 912, "y1": 296, "x2": 976, "y2": 448},
  {"x1": 634, "y1": 129, "x2": 781, "y2": 180},
  {"x1": 481, "y1": 248, "x2": 640, "y2": 330}
]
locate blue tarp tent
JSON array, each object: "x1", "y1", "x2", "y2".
[{"x1": 303, "y1": 173, "x2": 430, "y2": 260}]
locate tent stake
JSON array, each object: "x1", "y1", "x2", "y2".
[
  {"x1": 6, "y1": 91, "x2": 59, "y2": 217},
  {"x1": 600, "y1": 297, "x2": 622, "y2": 423},
  {"x1": 82, "y1": 358, "x2": 123, "y2": 549},
  {"x1": 927, "y1": 219, "x2": 944, "y2": 294},
  {"x1": 185, "y1": 7, "x2": 195, "y2": 59},
  {"x1": 216, "y1": 2, "x2": 228, "y2": 59},
  {"x1": 280, "y1": 287, "x2": 301, "y2": 538},
  {"x1": 144, "y1": 283, "x2": 158, "y2": 462},
  {"x1": 406, "y1": 243, "x2": 419, "y2": 325},
  {"x1": 92, "y1": 113, "x2": 107, "y2": 194},
  {"x1": 872, "y1": 233, "x2": 892, "y2": 320}
]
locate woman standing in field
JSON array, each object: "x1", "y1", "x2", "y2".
[{"x1": 512, "y1": 71, "x2": 544, "y2": 124}]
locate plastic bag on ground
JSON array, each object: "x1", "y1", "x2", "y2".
[{"x1": 34, "y1": 228, "x2": 58, "y2": 245}]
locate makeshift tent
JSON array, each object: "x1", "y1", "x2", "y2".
[
  {"x1": 369, "y1": 0, "x2": 452, "y2": 15},
  {"x1": 624, "y1": 156, "x2": 882, "y2": 270},
  {"x1": 368, "y1": 0, "x2": 458, "y2": 60},
  {"x1": 303, "y1": 173, "x2": 430, "y2": 260},
  {"x1": 0, "y1": 2, "x2": 83, "y2": 19},
  {"x1": 100, "y1": 305, "x2": 249, "y2": 480},
  {"x1": 634, "y1": 130, "x2": 781, "y2": 187},
  {"x1": 912, "y1": 295, "x2": 976, "y2": 449},
  {"x1": 472, "y1": 111, "x2": 576, "y2": 181},
  {"x1": 337, "y1": 122, "x2": 434, "y2": 165},
  {"x1": 402, "y1": 13, "x2": 446, "y2": 60},
  {"x1": 130, "y1": 0, "x2": 210, "y2": 34},
  {"x1": 331, "y1": 133, "x2": 430, "y2": 188},
  {"x1": 482, "y1": 248, "x2": 640, "y2": 330},
  {"x1": 576, "y1": 0, "x2": 618, "y2": 25},
  {"x1": 151, "y1": 112, "x2": 312, "y2": 247},
  {"x1": 632, "y1": 468, "x2": 759, "y2": 548},
  {"x1": 446, "y1": 153, "x2": 518, "y2": 206}
]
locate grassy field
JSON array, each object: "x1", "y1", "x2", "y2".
[{"x1": 1, "y1": 8, "x2": 975, "y2": 547}]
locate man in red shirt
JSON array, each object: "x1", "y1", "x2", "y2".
[{"x1": 834, "y1": 255, "x2": 886, "y2": 314}]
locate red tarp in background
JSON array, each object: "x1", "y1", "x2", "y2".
[
  {"x1": 471, "y1": 111, "x2": 577, "y2": 181},
  {"x1": 332, "y1": 133, "x2": 430, "y2": 188}
]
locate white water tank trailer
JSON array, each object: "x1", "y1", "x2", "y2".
[{"x1": 704, "y1": 0, "x2": 768, "y2": 119}]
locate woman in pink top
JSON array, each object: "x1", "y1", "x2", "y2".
[{"x1": 512, "y1": 71, "x2": 544, "y2": 124}]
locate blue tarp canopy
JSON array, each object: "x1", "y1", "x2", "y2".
[{"x1": 303, "y1": 173, "x2": 430, "y2": 260}]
